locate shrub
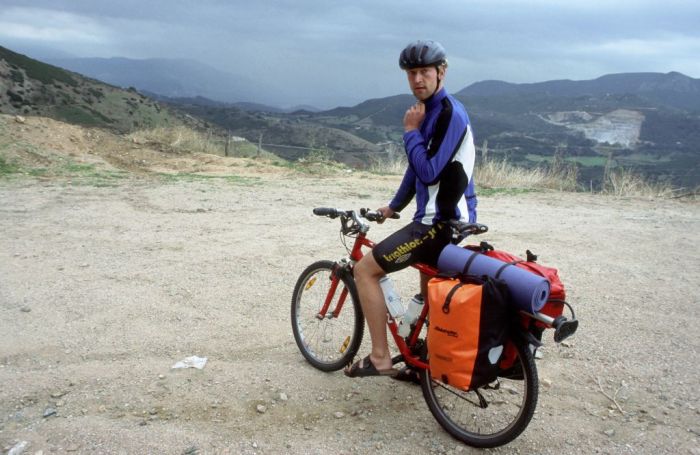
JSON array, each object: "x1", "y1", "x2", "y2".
[
  {"x1": 368, "y1": 145, "x2": 407, "y2": 175},
  {"x1": 128, "y1": 126, "x2": 218, "y2": 155},
  {"x1": 0, "y1": 156, "x2": 20, "y2": 175},
  {"x1": 603, "y1": 167, "x2": 676, "y2": 199}
]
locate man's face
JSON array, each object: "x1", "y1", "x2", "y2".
[{"x1": 406, "y1": 66, "x2": 443, "y2": 101}]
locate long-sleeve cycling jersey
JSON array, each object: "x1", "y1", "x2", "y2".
[{"x1": 389, "y1": 87, "x2": 477, "y2": 225}]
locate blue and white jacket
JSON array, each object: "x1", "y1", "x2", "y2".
[{"x1": 389, "y1": 87, "x2": 477, "y2": 225}]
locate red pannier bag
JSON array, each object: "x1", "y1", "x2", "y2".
[
  {"x1": 467, "y1": 243, "x2": 569, "y2": 371},
  {"x1": 481, "y1": 248, "x2": 566, "y2": 326}
]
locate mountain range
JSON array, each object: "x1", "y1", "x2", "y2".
[
  {"x1": 1, "y1": 46, "x2": 698, "y2": 188},
  {"x1": 458, "y1": 72, "x2": 700, "y2": 110},
  {"x1": 44, "y1": 56, "x2": 289, "y2": 109}
]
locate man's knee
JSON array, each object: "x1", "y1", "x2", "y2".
[{"x1": 355, "y1": 253, "x2": 384, "y2": 281}]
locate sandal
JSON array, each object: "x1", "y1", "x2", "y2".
[
  {"x1": 344, "y1": 355, "x2": 397, "y2": 378},
  {"x1": 392, "y1": 365, "x2": 421, "y2": 385}
]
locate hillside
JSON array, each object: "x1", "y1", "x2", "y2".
[
  {"x1": 458, "y1": 72, "x2": 700, "y2": 111},
  {"x1": 0, "y1": 46, "x2": 187, "y2": 133},
  {"x1": 167, "y1": 99, "x2": 383, "y2": 168},
  {"x1": 0, "y1": 46, "x2": 380, "y2": 168}
]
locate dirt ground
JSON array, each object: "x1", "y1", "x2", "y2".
[{"x1": 1, "y1": 115, "x2": 699, "y2": 454}]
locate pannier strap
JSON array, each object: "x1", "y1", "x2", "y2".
[
  {"x1": 494, "y1": 260, "x2": 523, "y2": 279},
  {"x1": 442, "y1": 282, "x2": 465, "y2": 314},
  {"x1": 461, "y1": 251, "x2": 525, "y2": 280},
  {"x1": 461, "y1": 252, "x2": 480, "y2": 275}
]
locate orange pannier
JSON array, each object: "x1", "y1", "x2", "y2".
[{"x1": 427, "y1": 275, "x2": 512, "y2": 391}]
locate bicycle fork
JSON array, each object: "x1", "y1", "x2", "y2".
[{"x1": 315, "y1": 260, "x2": 353, "y2": 321}]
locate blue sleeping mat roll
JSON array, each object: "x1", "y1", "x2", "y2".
[{"x1": 437, "y1": 244, "x2": 550, "y2": 313}]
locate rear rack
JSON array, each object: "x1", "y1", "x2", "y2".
[{"x1": 521, "y1": 310, "x2": 578, "y2": 343}]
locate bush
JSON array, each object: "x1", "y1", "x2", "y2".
[
  {"x1": 368, "y1": 145, "x2": 407, "y2": 175},
  {"x1": 301, "y1": 147, "x2": 334, "y2": 164},
  {"x1": 0, "y1": 156, "x2": 20, "y2": 175},
  {"x1": 603, "y1": 167, "x2": 676, "y2": 198},
  {"x1": 128, "y1": 126, "x2": 222, "y2": 155},
  {"x1": 128, "y1": 126, "x2": 272, "y2": 158},
  {"x1": 53, "y1": 105, "x2": 113, "y2": 127}
]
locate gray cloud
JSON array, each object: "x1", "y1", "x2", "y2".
[{"x1": 1, "y1": 0, "x2": 699, "y2": 108}]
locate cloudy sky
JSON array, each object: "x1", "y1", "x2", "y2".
[{"x1": 1, "y1": 0, "x2": 699, "y2": 108}]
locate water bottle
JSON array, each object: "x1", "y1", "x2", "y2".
[
  {"x1": 379, "y1": 276, "x2": 404, "y2": 319},
  {"x1": 397, "y1": 294, "x2": 424, "y2": 337}
]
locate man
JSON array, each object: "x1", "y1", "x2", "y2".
[{"x1": 345, "y1": 40, "x2": 477, "y2": 377}]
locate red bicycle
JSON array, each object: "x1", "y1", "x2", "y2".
[{"x1": 291, "y1": 207, "x2": 576, "y2": 447}]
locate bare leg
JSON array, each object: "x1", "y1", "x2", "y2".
[{"x1": 350, "y1": 253, "x2": 394, "y2": 371}]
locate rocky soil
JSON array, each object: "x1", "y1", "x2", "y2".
[{"x1": 1, "y1": 115, "x2": 699, "y2": 454}]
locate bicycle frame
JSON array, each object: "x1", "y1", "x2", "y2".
[{"x1": 317, "y1": 223, "x2": 435, "y2": 371}]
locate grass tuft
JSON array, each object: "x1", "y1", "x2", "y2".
[
  {"x1": 0, "y1": 156, "x2": 20, "y2": 176},
  {"x1": 127, "y1": 126, "x2": 273, "y2": 159},
  {"x1": 365, "y1": 150, "x2": 688, "y2": 199},
  {"x1": 602, "y1": 167, "x2": 678, "y2": 199}
]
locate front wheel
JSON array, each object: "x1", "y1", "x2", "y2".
[
  {"x1": 420, "y1": 336, "x2": 538, "y2": 448},
  {"x1": 291, "y1": 260, "x2": 364, "y2": 371}
]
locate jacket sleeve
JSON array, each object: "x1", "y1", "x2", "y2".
[
  {"x1": 389, "y1": 167, "x2": 416, "y2": 212},
  {"x1": 403, "y1": 105, "x2": 467, "y2": 185}
]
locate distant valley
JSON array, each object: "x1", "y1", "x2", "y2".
[{"x1": 170, "y1": 72, "x2": 699, "y2": 188}]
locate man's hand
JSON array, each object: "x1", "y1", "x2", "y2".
[
  {"x1": 376, "y1": 206, "x2": 395, "y2": 224},
  {"x1": 403, "y1": 102, "x2": 425, "y2": 132}
]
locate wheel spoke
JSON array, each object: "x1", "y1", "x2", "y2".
[{"x1": 421, "y1": 338, "x2": 538, "y2": 448}]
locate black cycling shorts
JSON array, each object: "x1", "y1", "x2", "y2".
[{"x1": 372, "y1": 221, "x2": 452, "y2": 273}]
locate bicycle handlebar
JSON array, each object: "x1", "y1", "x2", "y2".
[
  {"x1": 312, "y1": 207, "x2": 343, "y2": 218},
  {"x1": 313, "y1": 207, "x2": 400, "y2": 222},
  {"x1": 313, "y1": 207, "x2": 489, "y2": 243}
]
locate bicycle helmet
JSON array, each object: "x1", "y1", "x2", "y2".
[{"x1": 399, "y1": 40, "x2": 447, "y2": 70}]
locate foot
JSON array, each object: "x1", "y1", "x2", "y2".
[
  {"x1": 344, "y1": 355, "x2": 397, "y2": 378},
  {"x1": 392, "y1": 365, "x2": 421, "y2": 385}
]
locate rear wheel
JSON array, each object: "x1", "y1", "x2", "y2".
[
  {"x1": 420, "y1": 336, "x2": 538, "y2": 448},
  {"x1": 291, "y1": 260, "x2": 364, "y2": 371}
]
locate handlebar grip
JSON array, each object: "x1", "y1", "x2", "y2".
[
  {"x1": 313, "y1": 207, "x2": 340, "y2": 218},
  {"x1": 360, "y1": 208, "x2": 401, "y2": 222}
]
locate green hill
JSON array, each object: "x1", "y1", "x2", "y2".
[{"x1": 0, "y1": 46, "x2": 185, "y2": 132}]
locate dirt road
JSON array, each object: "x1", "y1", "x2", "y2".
[{"x1": 1, "y1": 170, "x2": 699, "y2": 454}]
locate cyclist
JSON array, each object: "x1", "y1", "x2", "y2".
[{"x1": 345, "y1": 40, "x2": 478, "y2": 378}]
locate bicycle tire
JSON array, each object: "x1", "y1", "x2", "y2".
[
  {"x1": 420, "y1": 335, "x2": 538, "y2": 448},
  {"x1": 291, "y1": 260, "x2": 364, "y2": 371}
]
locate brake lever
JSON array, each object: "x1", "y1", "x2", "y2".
[{"x1": 361, "y1": 208, "x2": 400, "y2": 222}]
